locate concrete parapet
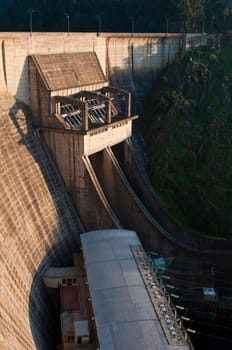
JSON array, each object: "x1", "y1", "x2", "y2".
[{"x1": 0, "y1": 32, "x2": 211, "y2": 105}]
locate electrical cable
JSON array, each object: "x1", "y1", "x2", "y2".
[
  {"x1": 146, "y1": 250, "x2": 232, "y2": 271},
  {"x1": 188, "y1": 308, "x2": 232, "y2": 322},
  {"x1": 196, "y1": 331, "x2": 232, "y2": 343}
]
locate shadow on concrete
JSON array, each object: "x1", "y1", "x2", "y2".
[
  {"x1": 7, "y1": 99, "x2": 84, "y2": 350},
  {"x1": 16, "y1": 57, "x2": 30, "y2": 103},
  {"x1": 106, "y1": 36, "x2": 180, "y2": 177},
  {"x1": 8, "y1": 99, "x2": 83, "y2": 235},
  {"x1": 29, "y1": 236, "x2": 78, "y2": 350},
  {"x1": 106, "y1": 36, "x2": 180, "y2": 100}
]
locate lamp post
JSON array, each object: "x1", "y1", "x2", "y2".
[
  {"x1": 202, "y1": 17, "x2": 205, "y2": 34},
  {"x1": 166, "y1": 17, "x2": 169, "y2": 37},
  {"x1": 27, "y1": 9, "x2": 35, "y2": 36},
  {"x1": 65, "y1": 14, "x2": 70, "y2": 36},
  {"x1": 135, "y1": 101, "x2": 139, "y2": 114},
  {"x1": 98, "y1": 15, "x2": 101, "y2": 35}
]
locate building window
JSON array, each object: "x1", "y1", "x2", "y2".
[{"x1": 64, "y1": 335, "x2": 74, "y2": 343}]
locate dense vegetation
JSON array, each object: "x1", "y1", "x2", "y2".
[
  {"x1": 0, "y1": 0, "x2": 232, "y2": 33},
  {"x1": 145, "y1": 39, "x2": 232, "y2": 239}
]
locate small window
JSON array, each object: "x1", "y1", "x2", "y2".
[
  {"x1": 62, "y1": 279, "x2": 66, "y2": 285},
  {"x1": 73, "y1": 278, "x2": 77, "y2": 284},
  {"x1": 66, "y1": 335, "x2": 74, "y2": 343},
  {"x1": 67, "y1": 278, "x2": 72, "y2": 286}
]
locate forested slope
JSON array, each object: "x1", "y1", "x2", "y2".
[{"x1": 146, "y1": 39, "x2": 232, "y2": 238}]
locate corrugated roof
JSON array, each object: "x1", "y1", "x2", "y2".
[
  {"x1": 81, "y1": 229, "x2": 190, "y2": 350},
  {"x1": 31, "y1": 52, "x2": 106, "y2": 91}
]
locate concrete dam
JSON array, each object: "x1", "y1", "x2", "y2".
[{"x1": 0, "y1": 32, "x2": 230, "y2": 350}]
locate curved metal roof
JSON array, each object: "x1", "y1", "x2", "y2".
[{"x1": 81, "y1": 229, "x2": 191, "y2": 350}]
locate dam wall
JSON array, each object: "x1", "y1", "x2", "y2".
[
  {"x1": 0, "y1": 32, "x2": 210, "y2": 105},
  {"x1": 0, "y1": 93, "x2": 84, "y2": 350},
  {"x1": 0, "y1": 31, "x2": 218, "y2": 350},
  {"x1": 106, "y1": 35, "x2": 180, "y2": 97}
]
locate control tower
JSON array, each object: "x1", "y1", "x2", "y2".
[
  {"x1": 29, "y1": 52, "x2": 137, "y2": 149},
  {"x1": 29, "y1": 52, "x2": 138, "y2": 228}
]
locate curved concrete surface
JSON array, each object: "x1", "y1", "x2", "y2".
[
  {"x1": 89, "y1": 145, "x2": 232, "y2": 269},
  {"x1": 0, "y1": 93, "x2": 83, "y2": 350},
  {"x1": 89, "y1": 148, "x2": 200, "y2": 264}
]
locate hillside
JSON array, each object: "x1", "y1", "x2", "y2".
[{"x1": 146, "y1": 41, "x2": 232, "y2": 239}]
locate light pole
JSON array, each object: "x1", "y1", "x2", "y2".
[
  {"x1": 65, "y1": 14, "x2": 70, "y2": 36},
  {"x1": 27, "y1": 9, "x2": 35, "y2": 37},
  {"x1": 166, "y1": 18, "x2": 169, "y2": 37},
  {"x1": 202, "y1": 18, "x2": 205, "y2": 34},
  {"x1": 135, "y1": 101, "x2": 139, "y2": 114},
  {"x1": 97, "y1": 15, "x2": 101, "y2": 36}
]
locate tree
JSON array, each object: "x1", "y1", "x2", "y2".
[
  {"x1": 173, "y1": 0, "x2": 205, "y2": 32},
  {"x1": 190, "y1": 0, "x2": 205, "y2": 32},
  {"x1": 176, "y1": 0, "x2": 192, "y2": 31},
  {"x1": 205, "y1": 0, "x2": 232, "y2": 31}
]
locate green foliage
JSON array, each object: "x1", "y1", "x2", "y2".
[
  {"x1": 0, "y1": 0, "x2": 230, "y2": 33},
  {"x1": 209, "y1": 53, "x2": 217, "y2": 61},
  {"x1": 205, "y1": 0, "x2": 232, "y2": 32},
  {"x1": 145, "y1": 44, "x2": 232, "y2": 239},
  {"x1": 174, "y1": 0, "x2": 205, "y2": 32},
  {"x1": 207, "y1": 37, "x2": 216, "y2": 50}
]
